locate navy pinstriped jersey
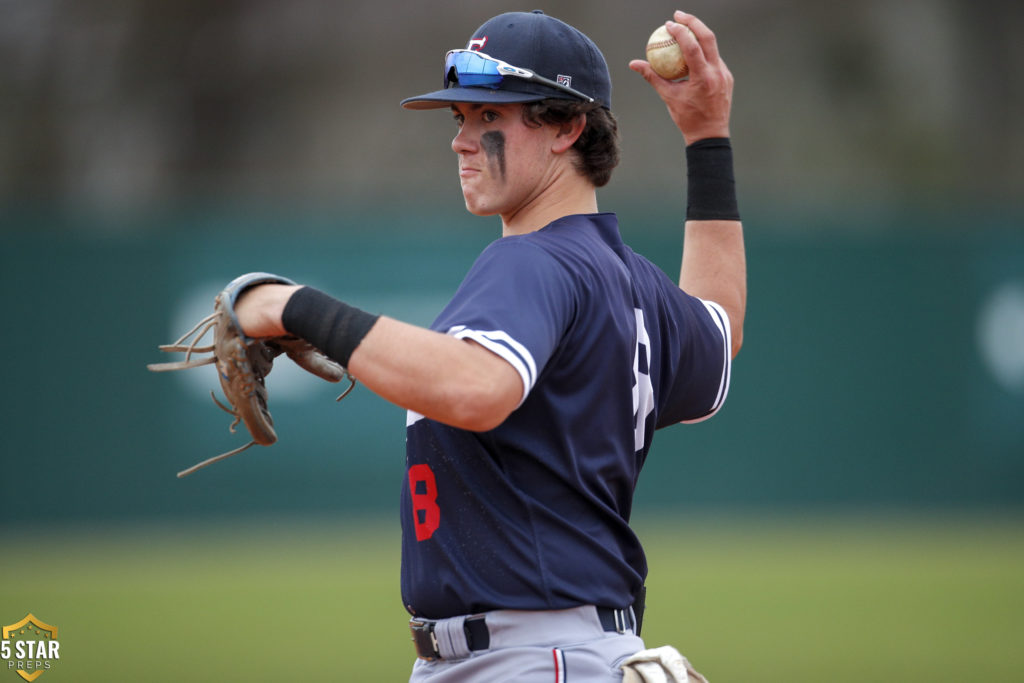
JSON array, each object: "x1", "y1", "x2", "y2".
[{"x1": 401, "y1": 213, "x2": 731, "y2": 619}]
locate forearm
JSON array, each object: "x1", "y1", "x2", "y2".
[
  {"x1": 679, "y1": 139, "x2": 746, "y2": 357},
  {"x1": 628, "y1": 12, "x2": 745, "y2": 356},
  {"x1": 235, "y1": 284, "x2": 521, "y2": 430},
  {"x1": 679, "y1": 219, "x2": 745, "y2": 356}
]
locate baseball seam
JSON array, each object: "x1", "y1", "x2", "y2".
[{"x1": 646, "y1": 39, "x2": 677, "y2": 51}]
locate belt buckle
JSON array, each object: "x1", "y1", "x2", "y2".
[{"x1": 409, "y1": 619, "x2": 441, "y2": 661}]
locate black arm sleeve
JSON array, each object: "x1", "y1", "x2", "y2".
[{"x1": 281, "y1": 286, "x2": 380, "y2": 367}]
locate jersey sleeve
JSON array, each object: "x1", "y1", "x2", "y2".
[
  {"x1": 655, "y1": 290, "x2": 733, "y2": 427},
  {"x1": 678, "y1": 298, "x2": 732, "y2": 423},
  {"x1": 432, "y1": 238, "x2": 574, "y2": 406}
]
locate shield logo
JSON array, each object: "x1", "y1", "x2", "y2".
[{"x1": 2, "y1": 614, "x2": 59, "y2": 682}]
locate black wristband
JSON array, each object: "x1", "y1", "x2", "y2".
[
  {"x1": 282, "y1": 286, "x2": 380, "y2": 367},
  {"x1": 686, "y1": 137, "x2": 740, "y2": 221}
]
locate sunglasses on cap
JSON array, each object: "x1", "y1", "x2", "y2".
[{"x1": 444, "y1": 49, "x2": 595, "y2": 104}]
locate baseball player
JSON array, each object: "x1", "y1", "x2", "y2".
[{"x1": 234, "y1": 9, "x2": 744, "y2": 682}]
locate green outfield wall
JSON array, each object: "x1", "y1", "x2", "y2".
[{"x1": 2, "y1": 206, "x2": 1021, "y2": 522}]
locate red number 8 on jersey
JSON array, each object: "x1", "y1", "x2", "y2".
[{"x1": 408, "y1": 464, "x2": 441, "y2": 541}]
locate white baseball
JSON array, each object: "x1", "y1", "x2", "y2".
[{"x1": 645, "y1": 24, "x2": 690, "y2": 80}]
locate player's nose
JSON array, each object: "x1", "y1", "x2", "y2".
[{"x1": 451, "y1": 126, "x2": 477, "y2": 155}]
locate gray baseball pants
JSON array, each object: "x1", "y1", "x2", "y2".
[{"x1": 408, "y1": 605, "x2": 645, "y2": 682}]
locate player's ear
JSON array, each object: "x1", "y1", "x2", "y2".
[{"x1": 552, "y1": 113, "x2": 586, "y2": 154}]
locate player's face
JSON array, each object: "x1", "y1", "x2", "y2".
[{"x1": 450, "y1": 103, "x2": 563, "y2": 221}]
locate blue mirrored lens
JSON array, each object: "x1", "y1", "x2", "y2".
[{"x1": 445, "y1": 52, "x2": 503, "y2": 88}]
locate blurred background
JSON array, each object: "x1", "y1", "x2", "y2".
[{"x1": 1, "y1": 0, "x2": 1022, "y2": 680}]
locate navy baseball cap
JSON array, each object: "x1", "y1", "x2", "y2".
[{"x1": 401, "y1": 10, "x2": 612, "y2": 111}]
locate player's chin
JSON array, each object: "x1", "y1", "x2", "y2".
[
  {"x1": 464, "y1": 203, "x2": 499, "y2": 217},
  {"x1": 461, "y1": 193, "x2": 499, "y2": 217}
]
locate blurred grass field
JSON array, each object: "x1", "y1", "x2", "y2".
[{"x1": 2, "y1": 511, "x2": 1022, "y2": 682}]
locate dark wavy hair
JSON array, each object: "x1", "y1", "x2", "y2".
[{"x1": 521, "y1": 100, "x2": 620, "y2": 188}]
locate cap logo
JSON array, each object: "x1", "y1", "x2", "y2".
[
  {"x1": 557, "y1": 75, "x2": 573, "y2": 88},
  {"x1": 467, "y1": 37, "x2": 487, "y2": 51}
]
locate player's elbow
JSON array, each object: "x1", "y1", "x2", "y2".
[
  {"x1": 730, "y1": 323, "x2": 743, "y2": 358},
  {"x1": 723, "y1": 295, "x2": 745, "y2": 359}
]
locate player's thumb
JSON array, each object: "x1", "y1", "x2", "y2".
[
  {"x1": 629, "y1": 59, "x2": 655, "y2": 81},
  {"x1": 629, "y1": 59, "x2": 672, "y2": 91}
]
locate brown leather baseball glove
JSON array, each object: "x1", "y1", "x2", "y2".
[{"x1": 148, "y1": 272, "x2": 354, "y2": 477}]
